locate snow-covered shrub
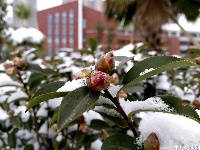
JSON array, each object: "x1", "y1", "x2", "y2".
[
  {"x1": 1, "y1": 37, "x2": 200, "y2": 149},
  {"x1": 25, "y1": 39, "x2": 200, "y2": 149}
]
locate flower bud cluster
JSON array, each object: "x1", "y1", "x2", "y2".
[
  {"x1": 3, "y1": 57, "x2": 26, "y2": 76},
  {"x1": 87, "y1": 52, "x2": 115, "y2": 91}
]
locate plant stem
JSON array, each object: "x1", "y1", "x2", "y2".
[
  {"x1": 17, "y1": 71, "x2": 45, "y2": 149},
  {"x1": 104, "y1": 89, "x2": 138, "y2": 137}
]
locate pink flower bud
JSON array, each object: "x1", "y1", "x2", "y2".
[
  {"x1": 6, "y1": 67, "x2": 18, "y2": 76},
  {"x1": 144, "y1": 133, "x2": 160, "y2": 150},
  {"x1": 13, "y1": 57, "x2": 26, "y2": 68},
  {"x1": 118, "y1": 90, "x2": 127, "y2": 98},
  {"x1": 74, "y1": 69, "x2": 91, "y2": 80},
  {"x1": 195, "y1": 57, "x2": 200, "y2": 65},
  {"x1": 87, "y1": 71, "x2": 111, "y2": 91},
  {"x1": 111, "y1": 73, "x2": 119, "y2": 85},
  {"x1": 3, "y1": 62, "x2": 14, "y2": 69},
  {"x1": 95, "y1": 52, "x2": 115, "y2": 75}
]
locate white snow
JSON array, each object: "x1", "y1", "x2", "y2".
[
  {"x1": 7, "y1": 91, "x2": 28, "y2": 103},
  {"x1": 36, "y1": 103, "x2": 48, "y2": 117},
  {"x1": 139, "y1": 68, "x2": 155, "y2": 76},
  {"x1": 38, "y1": 121, "x2": 48, "y2": 134},
  {"x1": 91, "y1": 139, "x2": 102, "y2": 150},
  {"x1": 94, "y1": 106, "x2": 122, "y2": 118},
  {"x1": 0, "y1": 108, "x2": 9, "y2": 120},
  {"x1": 57, "y1": 79, "x2": 86, "y2": 92},
  {"x1": 14, "y1": 106, "x2": 30, "y2": 122},
  {"x1": 137, "y1": 112, "x2": 200, "y2": 149},
  {"x1": 156, "y1": 74, "x2": 171, "y2": 91},
  {"x1": 83, "y1": 110, "x2": 103, "y2": 125},
  {"x1": 10, "y1": 27, "x2": 44, "y2": 45},
  {"x1": 170, "y1": 86, "x2": 195, "y2": 103},
  {"x1": 119, "y1": 97, "x2": 172, "y2": 115},
  {"x1": 48, "y1": 98, "x2": 62, "y2": 109}
]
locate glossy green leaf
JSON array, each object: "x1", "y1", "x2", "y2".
[
  {"x1": 33, "y1": 81, "x2": 65, "y2": 97},
  {"x1": 115, "y1": 56, "x2": 133, "y2": 70},
  {"x1": 90, "y1": 119, "x2": 111, "y2": 130},
  {"x1": 159, "y1": 95, "x2": 200, "y2": 122},
  {"x1": 97, "y1": 112, "x2": 128, "y2": 128},
  {"x1": 88, "y1": 38, "x2": 98, "y2": 52},
  {"x1": 122, "y1": 56, "x2": 197, "y2": 90},
  {"x1": 10, "y1": 116, "x2": 21, "y2": 128},
  {"x1": 28, "y1": 73, "x2": 46, "y2": 91},
  {"x1": 102, "y1": 134, "x2": 140, "y2": 150},
  {"x1": 25, "y1": 63, "x2": 44, "y2": 73},
  {"x1": 50, "y1": 112, "x2": 58, "y2": 126},
  {"x1": 26, "y1": 92, "x2": 68, "y2": 111},
  {"x1": 58, "y1": 86, "x2": 100, "y2": 130},
  {"x1": 24, "y1": 144, "x2": 34, "y2": 150},
  {"x1": 128, "y1": 95, "x2": 200, "y2": 123},
  {"x1": 8, "y1": 131, "x2": 16, "y2": 148}
]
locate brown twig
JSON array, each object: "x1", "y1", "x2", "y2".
[{"x1": 104, "y1": 89, "x2": 138, "y2": 137}]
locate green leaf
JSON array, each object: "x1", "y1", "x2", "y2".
[
  {"x1": 90, "y1": 119, "x2": 111, "y2": 130},
  {"x1": 115, "y1": 56, "x2": 133, "y2": 70},
  {"x1": 88, "y1": 38, "x2": 98, "y2": 52},
  {"x1": 10, "y1": 116, "x2": 21, "y2": 128},
  {"x1": 158, "y1": 95, "x2": 200, "y2": 122},
  {"x1": 28, "y1": 73, "x2": 46, "y2": 91},
  {"x1": 26, "y1": 92, "x2": 68, "y2": 111},
  {"x1": 97, "y1": 112, "x2": 128, "y2": 128},
  {"x1": 24, "y1": 144, "x2": 34, "y2": 150},
  {"x1": 58, "y1": 86, "x2": 100, "y2": 130},
  {"x1": 34, "y1": 81, "x2": 65, "y2": 97},
  {"x1": 122, "y1": 56, "x2": 197, "y2": 90},
  {"x1": 50, "y1": 112, "x2": 58, "y2": 126},
  {"x1": 8, "y1": 131, "x2": 16, "y2": 148},
  {"x1": 128, "y1": 96, "x2": 200, "y2": 123},
  {"x1": 102, "y1": 134, "x2": 140, "y2": 150},
  {"x1": 25, "y1": 63, "x2": 44, "y2": 73}
]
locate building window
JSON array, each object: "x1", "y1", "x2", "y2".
[
  {"x1": 54, "y1": 12, "x2": 60, "y2": 50},
  {"x1": 47, "y1": 47, "x2": 52, "y2": 56},
  {"x1": 190, "y1": 33, "x2": 197, "y2": 37},
  {"x1": 83, "y1": 19, "x2": 86, "y2": 29},
  {"x1": 47, "y1": 14, "x2": 52, "y2": 56},
  {"x1": 47, "y1": 14, "x2": 52, "y2": 26},
  {"x1": 62, "y1": 11, "x2": 67, "y2": 47},
  {"x1": 69, "y1": 30, "x2": 74, "y2": 48},
  {"x1": 69, "y1": 9, "x2": 74, "y2": 26},
  {"x1": 62, "y1": 11, "x2": 67, "y2": 25}
]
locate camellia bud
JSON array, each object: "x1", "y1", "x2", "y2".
[
  {"x1": 87, "y1": 71, "x2": 111, "y2": 91},
  {"x1": 118, "y1": 90, "x2": 128, "y2": 98},
  {"x1": 144, "y1": 133, "x2": 160, "y2": 150},
  {"x1": 6, "y1": 67, "x2": 18, "y2": 76},
  {"x1": 95, "y1": 51, "x2": 115, "y2": 75},
  {"x1": 79, "y1": 122, "x2": 88, "y2": 133},
  {"x1": 3, "y1": 62, "x2": 14, "y2": 69},
  {"x1": 195, "y1": 57, "x2": 200, "y2": 65},
  {"x1": 74, "y1": 69, "x2": 90, "y2": 80},
  {"x1": 13, "y1": 57, "x2": 26, "y2": 68},
  {"x1": 111, "y1": 73, "x2": 119, "y2": 85}
]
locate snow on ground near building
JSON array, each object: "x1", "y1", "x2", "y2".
[
  {"x1": 137, "y1": 112, "x2": 200, "y2": 149},
  {"x1": 10, "y1": 27, "x2": 44, "y2": 45}
]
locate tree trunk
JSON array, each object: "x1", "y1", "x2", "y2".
[{"x1": 170, "y1": 15, "x2": 200, "y2": 49}]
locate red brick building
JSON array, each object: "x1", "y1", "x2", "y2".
[
  {"x1": 37, "y1": 1, "x2": 122, "y2": 55},
  {"x1": 37, "y1": 1, "x2": 181, "y2": 56}
]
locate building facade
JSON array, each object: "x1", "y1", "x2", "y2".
[
  {"x1": 13, "y1": 0, "x2": 38, "y2": 28},
  {"x1": 37, "y1": 1, "x2": 120, "y2": 56},
  {"x1": 62, "y1": 0, "x2": 104, "y2": 12},
  {"x1": 167, "y1": 30, "x2": 200, "y2": 54}
]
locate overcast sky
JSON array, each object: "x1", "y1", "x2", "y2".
[
  {"x1": 37, "y1": 0, "x2": 62, "y2": 11},
  {"x1": 5, "y1": 0, "x2": 200, "y2": 32}
]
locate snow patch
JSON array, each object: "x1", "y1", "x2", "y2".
[{"x1": 137, "y1": 112, "x2": 200, "y2": 149}]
